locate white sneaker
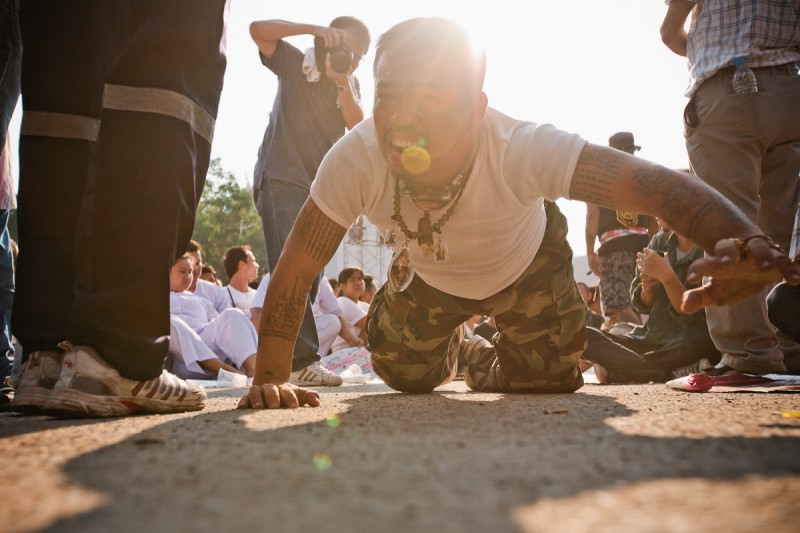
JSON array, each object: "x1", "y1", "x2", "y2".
[
  {"x1": 10, "y1": 351, "x2": 64, "y2": 414},
  {"x1": 41, "y1": 345, "x2": 206, "y2": 418},
  {"x1": 289, "y1": 361, "x2": 343, "y2": 387}
]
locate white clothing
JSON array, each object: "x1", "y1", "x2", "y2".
[
  {"x1": 193, "y1": 278, "x2": 229, "y2": 314},
  {"x1": 170, "y1": 291, "x2": 218, "y2": 332},
  {"x1": 310, "y1": 107, "x2": 586, "y2": 300},
  {"x1": 313, "y1": 278, "x2": 344, "y2": 356},
  {"x1": 169, "y1": 291, "x2": 257, "y2": 376},
  {"x1": 313, "y1": 277, "x2": 343, "y2": 317},
  {"x1": 169, "y1": 315, "x2": 217, "y2": 379},
  {"x1": 316, "y1": 313, "x2": 341, "y2": 357},
  {"x1": 224, "y1": 285, "x2": 257, "y2": 318},
  {"x1": 252, "y1": 273, "x2": 271, "y2": 312},
  {"x1": 301, "y1": 47, "x2": 322, "y2": 82},
  {"x1": 331, "y1": 296, "x2": 368, "y2": 353}
]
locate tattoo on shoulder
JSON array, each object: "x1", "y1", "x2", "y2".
[
  {"x1": 293, "y1": 202, "x2": 346, "y2": 263},
  {"x1": 260, "y1": 278, "x2": 305, "y2": 342}
]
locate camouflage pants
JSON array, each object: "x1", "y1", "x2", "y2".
[{"x1": 367, "y1": 201, "x2": 587, "y2": 394}]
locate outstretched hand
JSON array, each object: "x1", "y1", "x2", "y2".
[
  {"x1": 237, "y1": 381, "x2": 321, "y2": 410},
  {"x1": 681, "y1": 236, "x2": 800, "y2": 313}
]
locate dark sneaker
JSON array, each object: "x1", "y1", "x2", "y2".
[
  {"x1": 670, "y1": 358, "x2": 713, "y2": 380},
  {"x1": 41, "y1": 345, "x2": 206, "y2": 418},
  {"x1": 289, "y1": 361, "x2": 343, "y2": 387},
  {"x1": 666, "y1": 364, "x2": 775, "y2": 392},
  {"x1": 593, "y1": 363, "x2": 632, "y2": 384},
  {"x1": 10, "y1": 351, "x2": 64, "y2": 414}
]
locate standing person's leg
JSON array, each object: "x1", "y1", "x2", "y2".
[
  {"x1": 13, "y1": 0, "x2": 107, "y2": 355},
  {"x1": 63, "y1": 0, "x2": 227, "y2": 379},
  {"x1": 11, "y1": 0, "x2": 110, "y2": 413},
  {"x1": 0, "y1": 0, "x2": 20, "y2": 387},
  {"x1": 598, "y1": 250, "x2": 641, "y2": 325},
  {"x1": 255, "y1": 178, "x2": 322, "y2": 371},
  {"x1": 36, "y1": 0, "x2": 227, "y2": 417},
  {"x1": 754, "y1": 68, "x2": 800, "y2": 371},
  {"x1": 0, "y1": 210, "x2": 12, "y2": 381},
  {"x1": 685, "y1": 70, "x2": 794, "y2": 374}
]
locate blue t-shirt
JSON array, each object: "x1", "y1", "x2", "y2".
[{"x1": 253, "y1": 41, "x2": 360, "y2": 190}]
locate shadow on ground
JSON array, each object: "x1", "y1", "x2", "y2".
[{"x1": 7, "y1": 386, "x2": 800, "y2": 532}]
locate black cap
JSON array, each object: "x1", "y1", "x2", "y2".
[{"x1": 609, "y1": 131, "x2": 641, "y2": 153}]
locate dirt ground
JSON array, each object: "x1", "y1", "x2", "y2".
[{"x1": 2, "y1": 381, "x2": 799, "y2": 533}]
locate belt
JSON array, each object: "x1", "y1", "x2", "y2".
[
  {"x1": 599, "y1": 227, "x2": 648, "y2": 245},
  {"x1": 721, "y1": 62, "x2": 799, "y2": 76}
]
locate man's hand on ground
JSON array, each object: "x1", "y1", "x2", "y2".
[
  {"x1": 681, "y1": 236, "x2": 800, "y2": 312},
  {"x1": 237, "y1": 381, "x2": 321, "y2": 409}
]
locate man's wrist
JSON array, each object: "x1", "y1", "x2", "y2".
[{"x1": 336, "y1": 83, "x2": 350, "y2": 92}]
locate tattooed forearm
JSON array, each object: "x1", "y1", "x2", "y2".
[
  {"x1": 292, "y1": 201, "x2": 347, "y2": 263},
  {"x1": 570, "y1": 143, "x2": 757, "y2": 252},
  {"x1": 260, "y1": 278, "x2": 306, "y2": 342},
  {"x1": 629, "y1": 165, "x2": 747, "y2": 248}
]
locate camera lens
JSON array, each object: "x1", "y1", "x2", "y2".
[{"x1": 329, "y1": 47, "x2": 353, "y2": 74}]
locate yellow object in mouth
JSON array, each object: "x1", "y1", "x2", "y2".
[{"x1": 400, "y1": 145, "x2": 431, "y2": 175}]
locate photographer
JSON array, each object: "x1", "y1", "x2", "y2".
[{"x1": 249, "y1": 17, "x2": 371, "y2": 387}]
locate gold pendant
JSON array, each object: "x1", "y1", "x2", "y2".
[
  {"x1": 417, "y1": 213, "x2": 435, "y2": 257},
  {"x1": 388, "y1": 242, "x2": 414, "y2": 293}
]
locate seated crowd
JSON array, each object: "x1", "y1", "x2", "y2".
[
  {"x1": 166, "y1": 240, "x2": 380, "y2": 387},
  {"x1": 169, "y1": 211, "x2": 800, "y2": 388}
]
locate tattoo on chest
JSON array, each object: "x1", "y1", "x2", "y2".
[{"x1": 260, "y1": 279, "x2": 305, "y2": 341}]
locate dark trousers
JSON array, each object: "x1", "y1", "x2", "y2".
[
  {"x1": 0, "y1": 0, "x2": 20, "y2": 380},
  {"x1": 13, "y1": 0, "x2": 227, "y2": 380},
  {"x1": 585, "y1": 326, "x2": 720, "y2": 382},
  {"x1": 767, "y1": 282, "x2": 800, "y2": 344}
]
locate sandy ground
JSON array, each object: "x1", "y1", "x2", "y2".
[{"x1": 2, "y1": 381, "x2": 799, "y2": 533}]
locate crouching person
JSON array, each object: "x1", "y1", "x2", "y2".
[{"x1": 239, "y1": 17, "x2": 800, "y2": 409}]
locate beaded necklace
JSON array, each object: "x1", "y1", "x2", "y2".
[{"x1": 384, "y1": 142, "x2": 478, "y2": 261}]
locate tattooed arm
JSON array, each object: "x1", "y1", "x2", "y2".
[
  {"x1": 569, "y1": 144, "x2": 756, "y2": 253},
  {"x1": 568, "y1": 144, "x2": 800, "y2": 310},
  {"x1": 239, "y1": 199, "x2": 348, "y2": 409}
]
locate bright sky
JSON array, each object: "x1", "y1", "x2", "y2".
[{"x1": 212, "y1": 0, "x2": 692, "y2": 254}]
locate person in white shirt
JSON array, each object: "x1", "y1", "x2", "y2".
[
  {"x1": 331, "y1": 267, "x2": 370, "y2": 352},
  {"x1": 169, "y1": 255, "x2": 257, "y2": 378},
  {"x1": 187, "y1": 239, "x2": 228, "y2": 313},
  {"x1": 223, "y1": 245, "x2": 260, "y2": 318}
]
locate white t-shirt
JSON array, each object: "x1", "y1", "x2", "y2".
[
  {"x1": 310, "y1": 107, "x2": 586, "y2": 300},
  {"x1": 313, "y1": 278, "x2": 343, "y2": 317},
  {"x1": 170, "y1": 291, "x2": 218, "y2": 332},
  {"x1": 252, "y1": 273, "x2": 271, "y2": 311},
  {"x1": 225, "y1": 285, "x2": 257, "y2": 318},
  {"x1": 193, "y1": 278, "x2": 229, "y2": 313},
  {"x1": 331, "y1": 296, "x2": 368, "y2": 353}
]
